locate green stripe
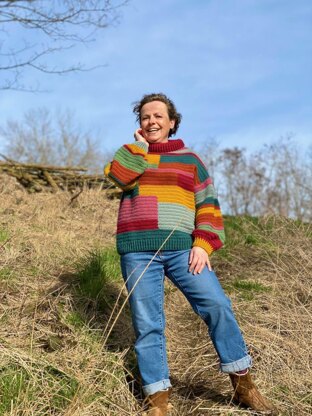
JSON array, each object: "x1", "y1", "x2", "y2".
[
  {"x1": 195, "y1": 185, "x2": 216, "y2": 205},
  {"x1": 114, "y1": 146, "x2": 147, "y2": 173},
  {"x1": 133, "y1": 141, "x2": 149, "y2": 151},
  {"x1": 158, "y1": 203, "x2": 195, "y2": 233},
  {"x1": 197, "y1": 225, "x2": 225, "y2": 243}
]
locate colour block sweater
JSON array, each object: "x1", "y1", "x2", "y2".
[{"x1": 104, "y1": 139, "x2": 225, "y2": 255}]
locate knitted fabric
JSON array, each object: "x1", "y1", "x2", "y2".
[{"x1": 104, "y1": 139, "x2": 225, "y2": 255}]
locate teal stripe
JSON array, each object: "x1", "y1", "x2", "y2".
[
  {"x1": 160, "y1": 154, "x2": 209, "y2": 182},
  {"x1": 160, "y1": 154, "x2": 198, "y2": 165},
  {"x1": 117, "y1": 230, "x2": 193, "y2": 254},
  {"x1": 196, "y1": 196, "x2": 218, "y2": 208},
  {"x1": 196, "y1": 162, "x2": 209, "y2": 182},
  {"x1": 122, "y1": 186, "x2": 139, "y2": 198}
]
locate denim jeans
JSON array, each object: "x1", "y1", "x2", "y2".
[{"x1": 120, "y1": 250, "x2": 252, "y2": 396}]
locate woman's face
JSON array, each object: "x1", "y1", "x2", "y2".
[{"x1": 140, "y1": 101, "x2": 175, "y2": 144}]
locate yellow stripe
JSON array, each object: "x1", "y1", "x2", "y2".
[
  {"x1": 193, "y1": 238, "x2": 214, "y2": 255},
  {"x1": 146, "y1": 154, "x2": 160, "y2": 165},
  {"x1": 197, "y1": 206, "x2": 222, "y2": 217},
  {"x1": 130, "y1": 144, "x2": 147, "y2": 155},
  {"x1": 104, "y1": 162, "x2": 111, "y2": 176},
  {"x1": 140, "y1": 185, "x2": 195, "y2": 210}
]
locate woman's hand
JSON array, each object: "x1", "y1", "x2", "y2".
[
  {"x1": 134, "y1": 128, "x2": 149, "y2": 145},
  {"x1": 189, "y1": 246, "x2": 212, "y2": 275}
]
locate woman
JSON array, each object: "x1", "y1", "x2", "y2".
[{"x1": 105, "y1": 93, "x2": 277, "y2": 415}]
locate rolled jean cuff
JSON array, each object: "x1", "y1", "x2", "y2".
[
  {"x1": 143, "y1": 379, "x2": 172, "y2": 396},
  {"x1": 220, "y1": 355, "x2": 252, "y2": 373}
]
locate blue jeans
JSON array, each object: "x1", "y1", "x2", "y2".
[{"x1": 120, "y1": 250, "x2": 252, "y2": 396}]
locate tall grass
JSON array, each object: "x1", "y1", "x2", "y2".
[{"x1": 0, "y1": 174, "x2": 311, "y2": 414}]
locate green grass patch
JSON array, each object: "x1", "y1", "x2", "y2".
[
  {"x1": 45, "y1": 366, "x2": 79, "y2": 411},
  {"x1": 225, "y1": 278, "x2": 272, "y2": 301},
  {"x1": 0, "y1": 228, "x2": 9, "y2": 243},
  {"x1": 0, "y1": 363, "x2": 79, "y2": 414},
  {"x1": 0, "y1": 365, "x2": 31, "y2": 414},
  {"x1": 76, "y1": 247, "x2": 121, "y2": 310},
  {"x1": 232, "y1": 279, "x2": 272, "y2": 292},
  {"x1": 215, "y1": 215, "x2": 281, "y2": 260},
  {"x1": 0, "y1": 267, "x2": 14, "y2": 281},
  {"x1": 223, "y1": 216, "x2": 262, "y2": 246},
  {"x1": 65, "y1": 310, "x2": 85, "y2": 329}
]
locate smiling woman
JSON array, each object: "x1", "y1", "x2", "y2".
[
  {"x1": 133, "y1": 93, "x2": 182, "y2": 143},
  {"x1": 139, "y1": 101, "x2": 175, "y2": 144},
  {"x1": 104, "y1": 93, "x2": 277, "y2": 416}
]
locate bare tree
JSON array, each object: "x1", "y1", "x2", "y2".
[
  {"x1": 260, "y1": 137, "x2": 312, "y2": 221},
  {"x1": 1, "y1": 107, "x2": 107, "y2": 172},
  {"x1": 216, "y1": 147, "x2": 266, "y2": 216},
  {"x1": 0, "y1": 0, "x2": 128, "y2": 90},
  {"x1": 199, "y1": 136, "x2": 312, "y2": 221}
]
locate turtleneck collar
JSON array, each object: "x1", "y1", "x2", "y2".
[{"x1": 148, "y1": 139, "x2": 185, "y2": 154}]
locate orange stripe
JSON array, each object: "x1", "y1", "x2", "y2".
[
  {"x1": 140, "y1": 185, "x2": 195, "y2": 210},
  {"x1": 197, "y1": 214, "x2": 224, "y2": 226},
  {"x1": 110, "y1": 160, "x2": 138, "y2": 183}
]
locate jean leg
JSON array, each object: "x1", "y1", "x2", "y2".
[
  {"x1": 120, "y1": 252, "x2": 172, "y2": 395},
  {"x1": 164, "y1": 250, "x2": 252, "y2": 373}
]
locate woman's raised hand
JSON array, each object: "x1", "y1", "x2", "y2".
[{"x1": 134, "y1": 128, "x2": 149, "y2": 145}]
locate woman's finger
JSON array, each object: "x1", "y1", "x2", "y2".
[
  {"x1": 189, "y1": 250, "x2": 194, "y2": 264},
  {"x1": 189, "y1": 258, "x2": 197, "y2": 273},
  {"x1": 194, "y1": 257, "x2": 205, "y2": 275},
  {"x1": 190, "y1": 257, "x2": 200, "y2": 274},
  {"x1": 206, "y1": 257, "x2": 212, "y2": 271}
]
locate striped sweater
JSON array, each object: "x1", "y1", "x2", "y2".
[{"x1": 104, "y1": 139, "x2": 225, "y2": 255}]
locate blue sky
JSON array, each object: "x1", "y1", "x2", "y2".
[{"x1": 0, "y1": 0, "x2": 311, "y2": 154}]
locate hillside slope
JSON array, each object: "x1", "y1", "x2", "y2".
[{"x1": 0, "y1": 174, "x2": 311, "y2": 415}]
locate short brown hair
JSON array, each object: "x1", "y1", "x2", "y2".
[{"x1": 133, "y1": 93, "x2": 182, "y2": 137}]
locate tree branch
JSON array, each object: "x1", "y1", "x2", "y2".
[{"x1": 0, "y1": 0, "x2": 128, "y2": 90}]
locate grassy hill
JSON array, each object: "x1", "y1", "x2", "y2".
[{"x1": 0, "y1": 174, "x2": 311, "y2": 415}]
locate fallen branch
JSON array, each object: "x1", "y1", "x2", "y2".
[{"x1": 0, "y1": 156, "x2": 120, "y2": 196}]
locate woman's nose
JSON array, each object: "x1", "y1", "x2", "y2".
[{"x1": 149, "y1": 116, "x2": 156, "y2": 124}]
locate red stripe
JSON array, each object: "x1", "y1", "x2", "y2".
[
  {"x1": 140, "y1": 171, "x2": 194, "y2": 191},
  {"x1": 110, "y1": 160, "x2": 138, "y2": 184},
  {"x1": 117, "y1": 219, "x2": 158, "y2": 233}
]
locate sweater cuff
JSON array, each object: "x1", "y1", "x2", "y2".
[
  {"x1": 192, "y1": 237, "x2": 214, "y2": 256},
  {"x1": 132, "y1": 141, "x2": 149, "y2": 152}
]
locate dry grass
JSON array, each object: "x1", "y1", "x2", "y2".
[{"x1": 0, "y1": 173, "x2": 311, "y2": 415}]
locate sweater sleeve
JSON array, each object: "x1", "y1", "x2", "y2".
[
  {"x1": 104, "y1": 142, "x2": 149, "y2": 190},
  {"x1": 192, "y1": 161, "x2": 225, "y2": 255}
]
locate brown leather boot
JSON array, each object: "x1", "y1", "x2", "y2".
[
  {"x1": 230, "y1": 373, "x2": 278, "y2": 415},
  {"x1": 144, "y1": 388, "x2": 172, "y2": 416}
]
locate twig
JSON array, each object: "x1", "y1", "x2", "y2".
[
  {"x1": 69, "y1": 188, "x2": 84, "y2": 205},
  {"x1": 0, "y1": 237, "x2": 12, "y2": 251}
]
